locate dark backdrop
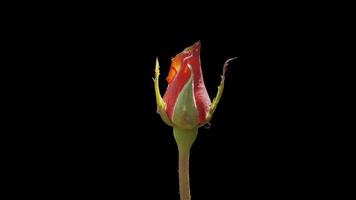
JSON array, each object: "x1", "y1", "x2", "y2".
[{"x1": 19, "y1": 5, "x2": 330, "y2": 199}]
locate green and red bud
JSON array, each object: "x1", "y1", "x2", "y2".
[{"x1": 154, "y1": 41, "x2": 236, "y2": 130}]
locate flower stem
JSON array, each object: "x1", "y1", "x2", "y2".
[{"x1": 173, "y1": 127, "x2": 198, "y2": 200}]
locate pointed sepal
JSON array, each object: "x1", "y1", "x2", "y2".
[
  {"x1": 153, "y1": 57, "x2": 173, "y2": 126},
  {"x1": 205, "y1": 57, "x2": 237, "y2": 123}
]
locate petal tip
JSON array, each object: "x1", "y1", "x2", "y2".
[{"x1": 183, "y1": 41, "x2": 201, "y2": 54}]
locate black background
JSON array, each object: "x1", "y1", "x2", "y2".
[{"x1": 11, "y1": 4, "x2": 338, "y2": 199}]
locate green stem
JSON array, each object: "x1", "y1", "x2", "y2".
[{"x1": 173, "y1": 127, "x2": 198, "y2": 200}]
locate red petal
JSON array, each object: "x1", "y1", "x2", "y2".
[
  {"x1": 163, "y1": 41, "x2": 211, "y2": 124},
  {"x1": 190, "y1": 42, "x2": 211, "y2": 124}
]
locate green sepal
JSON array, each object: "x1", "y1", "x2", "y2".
[
  {"x1": 205, "y1": 57, "x2": 237, "y2": 124},
  {"x1": 172, "y1": 64, "x2": 199, "y2": 130},
  {"x1": 153, "y1": 57, "x2": 173, "y2": 126}
]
